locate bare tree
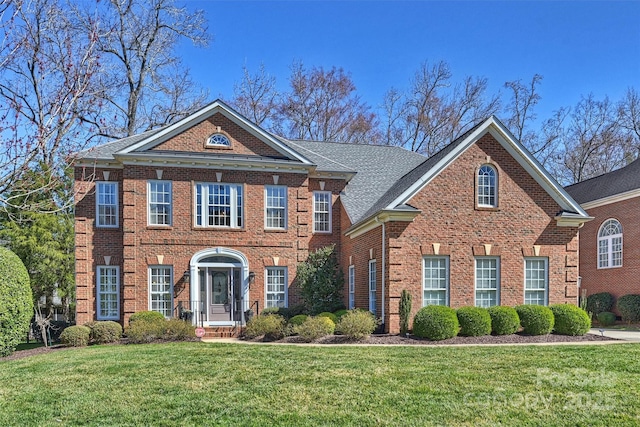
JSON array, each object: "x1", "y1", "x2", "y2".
[
  {"x1": 77, "y1": 0, "x2": 210, "y2": 138},
  {"x1": 278, "y1": 62, "x2": 379, "y2": 143},
  {"x1": 0, "y1": 0, "x2": 100, "y2": 211},
  {"x1": 619, "y1": 87, "x2": 640, "y2": 154},
  {"x1": 231, "y1": 63, "x2": 280, "y2": 128}
]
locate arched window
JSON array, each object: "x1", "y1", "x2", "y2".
[
  {"x1": 598, "y1": 219, "x2": 622, "y2": 268},
  {"x1": 477, "y1": 164, "x2": 497, "y2": 207},
  {"x1": 207, "y1": 133, "x2": 230, "y2": 147}
]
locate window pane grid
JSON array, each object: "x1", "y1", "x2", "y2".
[
  {"x1": 149, "y1": 181, "x2": 171, "y2": 226},
  {"x1": 598, "y1": 219, "x2": 622, "y2": 268},
  {"x1": 369, "y1": 260, "x2": 376, "y2": 314},
  {"x1": 313, "y1": 192, "x2": 331, "y2": 232},
  {"x1": 423, "y1": 257, "x2": 448, "y2": 306},
  {"x1": 97, "y1": 182, "x2": 118, "y2": 227},
  {"x1": 150, "y1": 267, "x2": 172, "y2": 317},
  {"x1": 195, "y1": 183, "x2": 242, "y2": 228},
  {"x1": 266, "y1": 268, "x2": 286, "y2": 308},
  {"x1": 524, "y1": 258, "x2": 548, "y2": 305},
  {"x1": 477, "y1": 165, "x2": 496, "y2": 207},
  {"x1": 475, "y1": 258, "x2": 499, "y2": 308},
  {"x1": 97, "y1": 266, "x2": 119, "y2": 319},
  {"x1": 265, "y1": 186, "x2": 286, "y2": 229}
]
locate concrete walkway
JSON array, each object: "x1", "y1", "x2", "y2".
[{"x1": 589, "y1": 328, "x2": 640, "y2": 342}]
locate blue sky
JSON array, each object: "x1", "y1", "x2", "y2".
[{"x1": 182, "y1": 1, "x2": 640, "y2": 122}]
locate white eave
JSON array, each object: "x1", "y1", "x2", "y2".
[
  {"x1": 73, "y1": 159, "x2": 124, "y2": 169},
  {"x1": 581, "y1": 188, "x2": 640, "y2": 210},
  {"x1": 555, "y1": 211, "x2": 594, "y2": 228},
  {"x1": 345, "y1": 207, "x2": 421, "y2": 238}
]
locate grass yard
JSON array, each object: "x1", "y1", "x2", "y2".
[{"x1": 1, "y1": 342, "x2": 640, "y2": 426}]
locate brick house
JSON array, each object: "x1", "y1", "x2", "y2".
[
  {"x1": 565, "y1": 159, "x2": 640, "y2": 300},
  {"x1": 74, "y1": 100, "x2": 591, "y2": 334}
]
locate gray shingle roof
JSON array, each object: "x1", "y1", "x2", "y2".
[
  {"x1": 565, "y1": 158, "x2": 640, "y2": 204},
  {"x1": 282, "y1": 139, "x2": 426, "y2": 223},
  {"x1": 75, "y1": 128, "x2": 166, "y2": 160}
]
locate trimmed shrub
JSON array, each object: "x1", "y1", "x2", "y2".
[
  {"x1": 456, "y1": 306, "x2": 491, "y2": 337},
  {"x1": 125, "y1": 318, "x2": 166, "y2": 343},
  {"x1": 297, "y1": 245, "x2": 344, "y2": 314},
  {"x1": 597, "y1": 311, "x2": 616, "y2": 327},
  {"x1": 0, "y1": 247, "x2": 33, "y2": 357},
  {"x1": 317, "y1": 312, "x2": 338, "y2": 324},
  {"x1": 336, "y1": 309, "x2": 378, "y2": 340},
  {"x1": 487, "y1": 306, "x2": 520, "y2": 335},
  {"x1": 164, "y1": 319, "x2": 196, "y2": 340},
  {"x1": 60, "y1": 325, "x2": 91, "y2": 347},
  {"x1": 617, "y1": 294, "x2": 640, "y2": 323},
  {"x1": 296, "y1": 316, "x2": 335, "y2": 342},
  {"x1": 90, "y1": 321, "x2": 123, "y2": 344},
  {"x1": 278, "y1": 304, "x2": 305, "y2": 320},
  {"x1": 586, "y1": 292, "x2": 615, "y2": 316},
  {"x1": 129, "y1": 311, "x2": 165, "y2": 324},
  {"x1": 412, "y1": 306, "x2": 459, "y2": 341},
  {"x1": 333, "y1": 309, "x2": 348, "y2": 320},
  {"x1": 516, "y1": 305, "x2": 554, "y2": 336},
  {"x1": 288, "y1": 314, "x2": 308, "y2": 327},
  {"x1": 550, "y1": 304, "x2": 591, "y2": 336},
  {"x1": 399, "y1": 289, "x2": 412, "y2": 336},
  {"x1": 260, "y1": 307, "x2": 280, "y2": 316},
  {"x1": 244, "y1": 314, "x2": 286, "y2": 340}
]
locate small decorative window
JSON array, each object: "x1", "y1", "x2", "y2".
[
  {"x1": 207, "y1": 133, "x2": 231, "y2": 147},
  {"x1": 598, "y1": 219, "x2": 623, "y2": 268},
  {"x1": 477, "y1": 164, "x2": 497, "y2": 208}
]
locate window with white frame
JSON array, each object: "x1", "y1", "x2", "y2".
[
  {"x1": 313, "y1": 191, "x2": 331, "y2": 233},
  {"x1": 96, "y1": 182, "x2": 118, "y2": 227},
  {"x1": 265, "y1": 186, "x2": 287, "y2": 229},
  {"x1": 207, "y1": 133, "x2": 231, "y2": 147},
  {"x1": 148, "y1": 181, "x2": 172, "y2": 226},
  {"x1": 524, "y1": 258, "x2": 548, "y2": 305},
  {"x1": 149, "y1": 266, "x2": 173, "y2": 317},
  {"x1": 195, "y1": 183, "x2": 243, "y2": 228},
  {"x1": 477, "y1": 164, "x2": 497, "y2": 207},
  {"x1": 348, "y1": 265, "x2": 355, "y2": 309},
  {"x1": 475, "y1": 257, "x2": 500, "y2": 308},
  {"x1": 266, "y1": 267, "x2": 287, "y2": 308},
  {"x1": 423, "y1": 257, "x2": 449, "y2": 306},
  {"x1": 598, "y1": 219, "x2": 623, "y2": 268},
  {"x1": 97, "y1": 266, "x2": 119, "y2": 320},
  {"x1": 369, "y1": 260, "x2": 376, "y2": 314}
]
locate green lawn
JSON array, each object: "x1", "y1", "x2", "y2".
[{"x1": 1, "y1": 342, "x2": 640, "y2": 426}]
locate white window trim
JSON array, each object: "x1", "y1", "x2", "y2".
[
  {"x1": 148, "y1": 266, "x2": 174, "y2": 317},
  {"x1": 96, "y1": 181, "x2": 119, "y2": 228},
  {"x1": 147, "y1": 180, "x2": 172, "y2": 226},
  {"x1": 597, "y1": 219, "x2": 623, "y2": 269},
  {"x1": 313, "y1": 191, "x2": 332, "y2": 234},
  {"x1": 477, "y1": 164, "x2": 498, "y2": 208},
  {"x1": 369, "y1": 260, "x2": 377, "y2": 314},
  {"x1": 422, "y1": 256, "x2": 449, "y2": 307},
  {"x1": 348, "y1": 265, "x2": 355, "y2": 310},
  {"x1": 194, "y1": 182, "x2": 243, "y2": 229},
  {"x1": 207, "y1": 133, "x2": 231, "y2": 147},
  {"x1": 96, "y1": 266, "x2": 120, "y2": 320},
  {"x1": 474, "y1": 257, "x2": 500, "y2": 308},
  {"x1": 524, "y1": 257, "x2": 548, "y2": 306},
  {"x1": 265, "y1": 267, "x2": 288, "y2": 308},
  {"x1": 264, "y1": 185, "x2": 288, "y2": 230}
]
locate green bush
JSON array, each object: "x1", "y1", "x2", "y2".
[
  {"x1": 516, "y1": 305, "x2": 554, "y2": 336},
  {"x1": 260, "y1": 307, "x2": 280, "y2": 316},
  {"x1": 317, "y1": 312, "x2": 338, "y2": 324},
  {"x1": 333, "y1": 309, "x2": 348, "y2": 320},
  {"x1": 297, "y1": 245, "x2": 344, "y2": 314},
  {"x1": 586, "y1": 292, "x2": 615, "y2": 316},
  {"x1": 456, "y1": 307, "x2": 491, "y2": 337},
  {"x1": 296, "y1": 316, "x2": 335, "y2": 342},
  {"x1": 244, "y1": 314, "x2": 286, "y2": 340},
  {"x1": 288, "y1": 314, "x2": 308, "y2": 327},
  {"x1": 90, "y1": 321, "x2": 123, "y2": 344},
  {"x1": 487, "y1": 306, "x2": 520, "y2": 335},
  {"x1": 412, "y1": 305, "x2": 459, "y2": 341},
  {"x1": 277, "y1": 304, "x2": 305, "y2": 320},
  {"x1": 164, "y1": 319, "x2": 196, "y2": 340},
  {"x1": 335, "y1": 309, "x2": 378, "y2": 340},
  {"x1": 617, "y1": 295, "x2": 640, "y2": 323},
  {"x1": 597, "y1": 311, "x2": 616, "y2": 327},
  {"x1": 129, "y1": 311, "x2": 165, "y2": 324},
  {"x1": 549, "y1": 304, "x2": 591, "y2": 336},
  {"x1": 399, "y1": 289, "x2": 412, "y2": 336},
  {"x1": 0, "y1": 247, "x2": 33, "y2": 357},
  {"x1": 125, "y1": 318, "x2": 166, "y2": 343},
  {"x1": 60, "y1": 325, "x2": 91, "y2": 347}
]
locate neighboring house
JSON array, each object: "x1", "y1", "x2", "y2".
[
  {"x1": 565, "y1": 159, "x2": 640, "y2": 300},
  {"x1": 74, "y1": 100, "x2": 591, "y2": 335}
]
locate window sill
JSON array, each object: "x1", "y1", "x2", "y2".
[
  {"x1": 147, "y1": 225, "x2": 173, "y2": 230},
  {"x1": 264, "y1": 228, "x2": 288, "y2": 233},
  {"x1": 597, "y1": 265, "x2": 623, "y2": 270},
  {"x1": 475, "y1": 206, "x2": 499, "y2": 212},
  {"x1": 192, "y1": 226, "x2": 245, "y2": 232}
]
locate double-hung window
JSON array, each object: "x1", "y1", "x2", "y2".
[
  {"x1": 266, "y1": 267, "x2": 287, "y2": 308},
  {"x1": 148, "y1": 181, "x2": 172, "y2": 226},
  {"x1": 265, "y1": 186, "x2": 287, "y2": 229},
  {"x1": 477, "y1": 164, "x2": 497, "y2": 207},
  {"x1": 423, "y1": 257, "x2": 449, "y2": 306},
  {"x1": 369, "y1": 260, "x2": 377, "y2": 315},
  {"x1": 598, "y1": 219, "x2": 623, "y2": 268},
  {"x1": 97, "y1": 266, "x2": 119, "y2": 320},
  {"x1": 475, "y1": 257, "x2": 500, "y2": 307},
  {"x1": 96, "y1": 182, "x2": 118, "y2": 227},
  {"x1": 524, "y1": 258, "x2": 548, "y2": 305},
  {"x1": 348, "y1": 265, "x2": 355, "y2": 309},
  {"x1": 313, "y1": 191, "x2": 331, "y2": 233},
  {"x1": 195, "y1": 183, "x2": 243, "y2": 228},
  {"x1": 149, "y1": 266, "x2": 173, "y2": 317}
]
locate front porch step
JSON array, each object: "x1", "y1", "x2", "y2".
[{"x1": 202, "y1": 326, "x2": 244, "y2": 339}]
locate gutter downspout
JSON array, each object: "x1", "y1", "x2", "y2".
[{"x1": 375, "y1": 216, "x2": 386, "y2": 329}]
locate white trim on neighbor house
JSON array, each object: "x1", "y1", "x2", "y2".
[{"x1": 581, "y1": 188, "x2": 640, "y2": 210}]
